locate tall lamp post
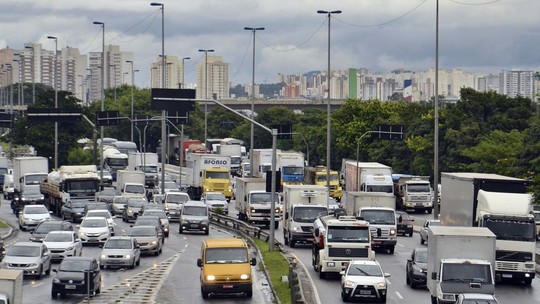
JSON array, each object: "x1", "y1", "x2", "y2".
[
  {"x1": 244, "y1": 26, "x2": 265, "y2": 177},
  {"x1": 93, "y1": 21, "x2": 105, "y2": 187},
  {"x1": 181, "y1": 57, "x2": 190, "y2": 89},
  {"x1": 198, "y1": 49, "x2": 214, "y2": 147},
  {"x1": 47, "y1": 35, "x2": 59, "y2": 169},
  {"x1": 317, "y1": 9, "x2": 341, "y2": 208},
  {"x1": 126, "y1": 60, "x2": 137, "y2": 141},
  {"x1": 433, "y1": 0, "x2": 440, "y2": 219},
  {"x1": 151, "y1": 2, "x2": 167, "y2": 195}
]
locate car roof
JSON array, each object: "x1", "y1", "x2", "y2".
[
  {"x1": 61, "y1": 256, "x2": 95, "y2": 262},
  {"x1": 183, "y1": 201, "x2": 207, "y2": 207},
  {"x1": 82, "y1": 216, "x2": 108, "y2": 221},
  {"x1": 130, "y1": 225, "x2": 156, "y2": 230},
  {"x1": 45, "y1": 231, "x2": 73, "y2": 235},
  {"x1": 24, "y1": 204, "x2": 46, "y2": 209},
  {"x1": 12, "y1": 241, "x2": 43, "y2": 247},
  {"x1": 414, "y1": 247, "x2": 427, "y2": 253},
  {"x1": 348, "y1": 259, "x2": 380, "y2": 266},
  {"x1": 460, "y1": 293, "x2": 497, "y2": 300},
  {"x1": 204, "y1": 238, "x2": 247, "y2": 248},
  {"x1": 107, "y1": 236, "x2": 133, "y2": 241}
]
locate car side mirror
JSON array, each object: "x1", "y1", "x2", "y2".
[
  {"x1": 250, "y1": 257, "x2": 257, "y2": 266},
  {"x1": 398, "y1": 215, "x2": 403, "y2": 223},
  {"x1": 197, "y1": 258, "x2": 202, "y2": 267},
  {"x1": 431, "y1": 272, "x2": 437, "y2": 280},
  {"x1": 339, "y1": 271, "x2": 345, "y2": 276},
  {"x1": 384, "y1": 273, "x2": 391, "y2": 278}
]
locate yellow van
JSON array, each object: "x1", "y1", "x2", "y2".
[{"x1": 196, "y1": 238, "x2": 256, "y2": 299}]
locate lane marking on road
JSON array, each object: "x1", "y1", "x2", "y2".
[
  {"x1": 395, "y1": 291, "x2": 404, "y2": 300},
  {"x1": 386, "y1": 278, "x2": 392, "y2": 285},
  {"x1": 397, "y1": 243, "x2": 405, "y2": 247},
  {"x1": 290, "y1": 252, "x2": 321, "y2": 304},
  {"x1": 32, "y1": 282, "x2": 44, "y2": 288}
]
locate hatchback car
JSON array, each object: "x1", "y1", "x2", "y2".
[
  {"x1": 96, "y1": 187, "x2": 117, "y2": 204},
  {"x1": 85, "y1": 209, "x2": 115, "y2": 235},
  {"x1": 164, "y1": 192, "x2": 190, "y2": 221},
  {"x1": 395, "y1": 211, "x2": 415, "y2": 237},
  {"x1": 340, "y1": 259, "x2": 390, "y2": 303},
  {"x1": 60, "y1": 200, "x2": 88, "y2": 223},
  {"x1": 406, "y1": 247, "x2": 428, "y2": 288},
  {"x1": 43, "y1": 231, "x2": 82, "y2": 261},
  {"x1": 77, "y1": 217, "x2": 111, "y2": 245},
  {"x1": 122, "y1": 198, "x2": 146, "y2": 222},
  {"x1": 18, "y1": 204, "x2": 51, "y2": 231},
  {"x1": 99, "y1": 236, "x2": 141, "y2": 269},
  {"x1": 142, "y1": 210, "x2": 170, "y2": 237},
  {"x1": 179, "y1": 201, "x2": 209, "y2": 235},
  {"x1": 127, "y1": 225, "x2": 162, "y2": 256},
  {"x1": 30, "y1": 220, "x2": 73, "y2": 242},
  {"x1": 420, "y1": 219, "x2": 440, "y2": 245},
  {"x1": 133, "y1": 216, "x2": 165, "y2": 240},
  {"x1": 51, "y1": 257, "x2": 101, "y2": 298},
  {"x1": 201, "y1": 191, "x2": 228, "y2": 214},
  {"x1": 111, "y1": 196, "x2": 128, "y2": 215},
  {"x1": 1, "y1": 241, "x2": 52, "y2": 278}
]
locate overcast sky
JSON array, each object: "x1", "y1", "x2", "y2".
[{"x1": 1, "y1": 0, "x2": 538, "y2": 87}]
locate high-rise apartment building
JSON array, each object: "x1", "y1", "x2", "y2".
[
  {"x1": 499, "y1": 70, "x2": 534, "y2": 99},
  {"x1": 196, "y1": 56, "x2": 229, "y2": 100},
  {"x1": 88, "y1": 45, "x2": 133, "y2": 102},
  {"x1": 150, "y1": 55, "x2": 182, "y2": 89}
]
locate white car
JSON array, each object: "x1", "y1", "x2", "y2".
[
  {"x1": 85, "y1": 209, "x2": 115, "y2": 235},
  {"x1": 42, "y1": 231, "x2": 82, "y2": 261},
  {"x1": 340, "y1": 259, "x2": 390, "y2": 303},
  {"x1": 456, "y1": 293, "x2": 499, "y2": 304},
  {"x1": 77, "y1": 216, "x2": 111, "y2": 245},
  {"x1": 18, "y1": 205, "x2": 51, "y2": 231},
  {"x1": 201, "y1": 191, "x2": 229, "y2": 214},
  {"x1": 420, "y1": 219, "x2": 441, "y2": 245}
]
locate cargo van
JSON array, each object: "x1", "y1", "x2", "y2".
[
  {"x1": 179, "y1": 201, "x2": 209, "y2": 235},
  {"x1": 196, "y1": 238, "x2": 256, "y2": 299},
  {"x1": 2, "y1": 174, "x2": 14, "y2": 199}
]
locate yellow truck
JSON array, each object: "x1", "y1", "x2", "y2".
[
  {"x1": 304, "y1": 166, "x2": 343, "y2": 200},
  {"x1": 186, "y1": 153, "x2": 233, "y2": 201},
  {"x1": 197, "y1": 238, "x2": 257, "y2": 299}
]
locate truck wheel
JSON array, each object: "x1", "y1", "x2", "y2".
[
  {"x1": 427, "y1": 208, "x2": 433, "y2": 214},
  {"x1": 319, "y1": 271, "x2": 326, "y2": 279},
  {"x1": 283, "y1": 231, "x2": 289, "y2": 245},
  {"x1": 201, "y1": 287, "x2": 209, "y2": 299},
  {"x1": 246, "y1": 287, "x2": 253, "y2": 298},
  {"x1": 420, "y1": 237, "x2": 425, "y2": 245},
  {"x1": 274, "y1": 221, "x2": 279, "y2": 229},
  {"x1": 431, "y1": 296, "x2": 437, "y2": 304},
  {"x1": 388, "y1": 246, "x2": 395, "y2": 254}
]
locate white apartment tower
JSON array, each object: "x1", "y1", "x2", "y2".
[
  {"x1": 88, "y1": 45, "x2": 133, "y2": 102},
  {"x1": 149, "y1": 55, "x2": 182, "y2": 89},
  {"x1": 499, "y1": 70, "x2": 534, "y2": 99},
  {"x1": 196, "y1": 56, "x2": 229, "y2": 100}
]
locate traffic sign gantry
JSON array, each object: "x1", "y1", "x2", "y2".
[
  {"x1": 27, "y1": 108, "x2": 82, "y2": 122},
  {"x1": 151, "y1": 88, "x2": 196, "y2": 112},
  {"x1": 0, "y1": 113, "x2": 14, "y2": 128},
  {"x1": 377, "y1": 124, "x2": 404, "y2": 140},
  {"x1": 271, "y1": 124, "x2": 293, "y2": 140},
  {"x1": 96, "y1": 111, "x2": 120, "y2": 126}
]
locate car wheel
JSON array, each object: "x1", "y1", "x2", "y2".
[
  {"x1": 283, "y1": 231, "x2": 289, "y2": 245},
  {"x1": 179, "y1": 226, "x2": 183, "y2": 234},
  {"x1": 411, "y1": 280, "x2": 417, "y2": 289},
  {"x1": 136, "y1": 257, "x2": 140, "y2": 266},
  {"x1": 406, "y1": 272, "x2": 411, "y2": 285},
  {"x1": 246, "y1": 287, "x2": 253, "y2": 298},
  {"x1": 388, "y1": 246, "x2": 395, "y2": 254},
  {"x1": 341, "y1": 290, "x2": 350, "y2": 302},
  {"x1": 96, "y1": 284, "x2": 101, "y2": 294},
  {"x1": 45, "y1": 263, "x2": 51, "y2": 276},
  {"x1": 420, "y1": 236, "x2": 425, "y2": 245},
  {"x1": 38, "y1": 266, "x2": 43, "y2": 279},
  {"x1": 51, "y1": 289, "x2": 58, "y2": 299},
  {"x1": 129, "y1": 259, "x2": 135, "y2": 269},
  {"x1": 201, "y1": 287, "x2": 209, "y2": 299},
  {"x1": 205, "y1": 229, "x2": 209, "y2": 235}
]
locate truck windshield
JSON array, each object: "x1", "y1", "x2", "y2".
[
  {"x1": 66, "y1": 180, "x2": 99, "y2": 194},
  {"x1": 407, "y1": 184, "x2": 430, "y2": 192},
  {"x1": 365, "y1": 185, "x2": 393, "y2": 193},
  {"x1": 441, "y1": 263, "x2": 492, "y2": 283},
  {"x1": 327, "y1": 226, "x2": 370, "y2": 243},
  {"x1": 316, "y1": 174, "x2": 339, "y2": 182},
  {"x1": 282, "y1": 167, "x2": 303, "y2": 175},
  {"x1": 250, "y1": 193, "x2": 279, "y2": 204},
  {"x1": 205, "y1": 172, "x2": 230, "y2": 179},
  {"x1": 205, "y1": 248, "x2": 248, "y2": 264},
  {"x1": 484, "y1": 218, "x2": 536, "y2": 242},
  {"x1": 107, "y1": 158, "x2": 128, "y2": 167},
  {"x1": 141, "y1": 166, "x2": 158, "y2": 173},
  {"x1": 26, "y1": 174, "x2": 47, "y2": 185},
  {"x1": 261, "y1": 165, "x2": 272, "y2": 172},
  {"x1": 231, "y1": 157, "x2": 242, "y2": 165},
  {"x1": 293, "y1": 207, "x2": 328, "y2": 223},
  {"x1": 125, "y1": 184, "x2": 145, "y2": 194},
  {"x1": 360, "y1": 210, "x2": 396, "y2": 225}
]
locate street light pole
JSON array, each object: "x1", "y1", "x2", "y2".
[
  {"x1": 433, "y1": 0, "x2": 440, "y2": 219},
  {"x1": 126, "y1": 60, "x2": 136, "y2": 142},
  {"x1": 47, "y1": 36, "x2": 59, "y2": 169},
  {"x1": 93, "y1": 21, "x2": 105, "y2": 187},
  {"x1": 151, "y1": 2, "x2": 166, "y2": 195},
  {"x1": 181, "y1": 57, "x2": 190, "y2": 89},
  {"x1": 244, "y1": 26, "x2": 265, "y2": 178},
  {"x1": 24, "y1": 46, "x2": 35, "y2": 104},
  {"x1": 317, "y1": 9, "x2": 341, "y2": 209},
  {"x1": 198, "y1": 49, "x2": 214, "y2": 148}
]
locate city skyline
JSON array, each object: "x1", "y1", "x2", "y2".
[{"x1": 0, "y1": 0, "x2": 538, "y2": 88}]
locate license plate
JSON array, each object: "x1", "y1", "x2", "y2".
[
  {"x1": 263, "y1": 213, "x2": 269, "y2": 216},
  {"x1": 502, "y1": 274, "x2": 513, "y2": 278},
  {"x1": 306, "y1": 238, "x2": 314, "y2": 241},
  {"x1": 190, "y1": 224, "x2": 198, "y2": 228},
  {"x1": 65, "y1": 285, "x2": 76, "y2": 289},
  {"x1": 360, "y1": 290, "x2": 371, "y2": 295},
  {"x1": 222, "y1": 284, "x2": 233, "y2": 289}
]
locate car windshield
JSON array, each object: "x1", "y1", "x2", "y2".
[
  {"x1": 166, "y1": 194, "x2": 188, "y2": 204},
  {"x1": 396, "y1": 213, "x2": 411, "y2": 221},
  {"x1": 128, "y1": 228, "x2": 156, "y2": 237},
  {"x1": 100, "y1": 189, "x2": 116, "y2": 196},
  {"x1": 25, "y1": 206, "x2": 48, "y2": 214},
  {"x1": 205, "y1": 248, "x2": 248, "y2": 264},
  {"x1": 87, "y1": 211, "x2": 111, "y2": 219},
  {"x1": 135, "y1": 218, "x2": 159, "y2": 226},
  {"x1": 87, "y1": 204, "x2": 107, "y2": 210},
  {"x1": 128, "y1": 200, "x2": 145, "y2": 208},
  {"x1": 104, "y1": 239, "x2": 132, "y2": 249},
  {"x1": 72, "y1": 201, "x2": 88, "y2": 208},
  {"x1": 25, "y1": 188, "x2": 41, "y2": 195},
  {"x1": 81, "y1": 218, "x2": 107, "y2": 227},
  {"x1": 183, "y1": 206, "x2": 208, "y2": 216},
  {"x1": 145, "y1": 211, "x2": 166, "y2": 219},
  {"x1": 8, "y1": 245, "x2": 40, "y2": 257},
  {"x1": 347, "y1": 264, "x2": 383, "y2": 277},
  {"x1": 206, "y1": 193, "x2": 226, "y2": 201},
  {"x1": 59, "y1": 259, "x2": 92, "y2": 272},
  {"x1": 44, "y1": 233, "x2": 73, "y2": 242},
  {"x1": 113, "y1": 196, "x2": 128, "y2": 204},
  {"x1": 35, "y1": 223, "x2": 62, "y2": 233},
  {"x1": 415, "y1": 249, "x2": 428, "y2": 263}
]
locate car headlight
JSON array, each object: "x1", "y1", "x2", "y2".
[
  {"x1": 66, "y1": 246, "x2": 74, "y2": 251},
  {"x1": 376, "y1": 281, "x2": 386, "y2": 289},
  {"x1": 125, "y1": 254, "x2": 131, "y2": 259},
  {"x1": 181, "y1": 216, "x2": 187, "y2": 221},
  {"x1": 100, "y1": 231, "x2": 109, "y2": 236},
  {"x1": 344, "y1": 280, "x2": 355, "y2": 288},
  {"x1": 79, "y1": 232, "x2": 87, "y2": 237},
  {"x1": 151, "y1": 240, "x2": 157, "y2": 245},
  {"x1": 101, "y1": 254, "x2": 107, "y2": 259},
  {"x1": 389, "y1": 229, "x2": 396, "y2": 236},
  {"x1": 206, "y1": 275, "x2": 216, "y2": 281},
  {"x1": 240, "y1": 274, "x2": 250, "y2": 280},
  {"x1": 407, "y1": 224, "x2": 413, "y2": 228},
  {"x1": 201, "y1": 220, "x2": 209, "y2": 225},
  {"x1": 29, "y1": 236, "x2": 39, "y2": 242},
  {"x1": 292, "y1": 226, "x2": 299, "y2": 232},
  {"x1": 128, "y1": 209, "x2": 133, "y2": 214},
  {"x1": 28, "y1": 263, "x2": 38, "y2": 267},
  {"x1": 412, "y1": 264, "x2": 423, "y2": 274}
]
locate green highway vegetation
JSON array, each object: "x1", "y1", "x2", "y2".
[{"x1": 3, "y1": 85, "x2": 540, "y2": 203}]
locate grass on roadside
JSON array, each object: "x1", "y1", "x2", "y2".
[
  {"x1": 0, "y1": 220, "x2": 9, "y2": 229},
  {"x1": 253, "y1": 238, "x2": 291, "y2": 304}
]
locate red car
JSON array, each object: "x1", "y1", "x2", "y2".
[{"x1": 395, "y1": 211, "x2": 414, "y2": 237}]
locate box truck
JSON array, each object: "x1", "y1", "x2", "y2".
[
  {"x1": 343, "y1": 161, "x2": 393, "y2": 194},
  {"x1": 0, "y1": 269, "x2": 23, "y2": 304},
  {"x1": 12, "y1": 156, "x2": 48, "y2": 194},
  {"x1": 186, "y1": 153, "x2": 233, "y2": 201},
  {"x1": 128, "y1": 152, "x2": 159, "y2": 187},
  {"x1": 235, "y1": 177, "x2": 281, "y2": 228}
]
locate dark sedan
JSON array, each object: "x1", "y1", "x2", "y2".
[
  {"x1": 96, "y1": 187, "x2": 117, "y2": 204},
  {"x1": 30, "y1": 220, "x2": 73, "y2": 242},
  {"x1": 395, "y1": 211, "x2": 415, "y2": 237},
  {"x1": 60, "y1": 201, "x2": 88, "y2": 223},
  {"x1": 406, "y1": 247, "x2": 428, "y2": 289},
  {"x1": 51, "y1": 257, "x2": 101, "y2": 298},
  {"x1": 11, "y1": 187, "x2": 45, "y2": 214}
]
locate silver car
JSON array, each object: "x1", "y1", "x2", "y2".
[
  {"x1": 142, "y1": 210, "x2": 170, "y2": 237},
  {"x1": 18, "y1": 204, "x2": 51, "y2": 231},
  {"x1": 99, "y1": 236, "x2": 141, "y2": 269},
  {"x1": 127, "y1": 225, "x2": 162, "y2": 256},
  {"x1": 1, "y1": 241, "x2": 52, "y2": 279},
  {"x1": 201, "y1": 191, "x2": 229, "y2": 214},
  {"x1": 112, "y1": 196, "x2": 128, "y2": 215},
  {"x1": 42, "y1": 231, "x2": 82, "y2": 261}
]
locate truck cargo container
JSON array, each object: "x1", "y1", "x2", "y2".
[
  {"x1": 127, "y1": 153, "x2": 159, "y2": 187},
  {"x1": 235, "y1": 177, "x2": 280, "y2": 228},
  {"x1": 185, "y1": 153, "x2": 233, "y2": 201},
  {"x1": 343, "y1": 161, "x2": 393, "y2": 193},
  {"x1": 0, "y1": 269, "x2": 23, "y2": 304}
]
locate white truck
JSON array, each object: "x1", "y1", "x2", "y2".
[
  {"x1": 0, "y1": 270, "x2": 22, "y2": 304},
  {"x1": 441, "y1": 172, "x2": 536, "y2": 285},
  {"x1": 235, "y1": 177, "x2": 281, "y2": 228},
  {"x1": 252, "y1": 149, "x2": 276, "y2": 179},
  {"x1": 128, "y1": 152, "x2": 159, "y2": 187},
  {"x1": 102, "y1": 148, "x2": 128, "y2": 180},
  {"x1": 343, "y1": 161, "x2": 393, "y2": 193},
  {"x1": 282, "y1": 185, "x2": 328, "y2": 247},
  {"x1": 116, "y1": 170, "x2": 146, "y2": 197},
  {"x1": 427, "y1": 226, "x2": 496, "y2": 304},
  {"x1": 216, "y1": 144, "x2": 243, "y2": 176},
  {"x1": 312, "y1": 215, "x2": 373, "y2": 279},
  {"x1": 393, "y1": 175, "x2": 433, "y2": 213},
  {"x1": 185, "y1": 153, "x2": 233, "y2": 201},
  {"x1": 40, "y1": 165, "x2": 100, "y2": 216},
  {"x1": 277, "y1": 151, "x2": 305, "y2": 185},
  {"x1": 345, "y1": 191, "x2": 397, "y2": 254},
  {"x1": 12, "y1": 156, "x2": 49, "y2": 194}
]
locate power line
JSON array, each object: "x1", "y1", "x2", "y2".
[
  {"x1": 229, "y1": 34, "x2": 252, "y2": 82},
  {"x1": 256, "y1": 18, "x2": 326, "y2": 52},
  {"x1": 447, "y1": 0, "x2": 501, "y2": 5},
  {"x1": 108, "y1": 10, "x2": 160, "y2": 43},
  {"x1": 334, "y1": 0, "x2": 429, "y2": 28}
]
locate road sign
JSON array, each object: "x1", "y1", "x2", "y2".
[
  {"x1": 151, "y1": 88, "x2": 196, "y2": 111},
  {"x1": 168, "y1": 111, "x2": 189, "y2": 125},
  {"x1": 27, "y1": 108, "x2": 82, "y2": 122},
  {"x1": 96, "y1": 111, "x2": 120, "y2": 126},
  {"x1": 271, "y1": 124, "x2": 293, "y2": 139},
  {"x1": 0, "y1": 113, "x2": 14, "y2": 128},
  {"x1": 377, "y1": 124, "x2": 404, "y2": 140},
  {"x1": 134, "y1": 115, "x2": 155, "y2": 127}
]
